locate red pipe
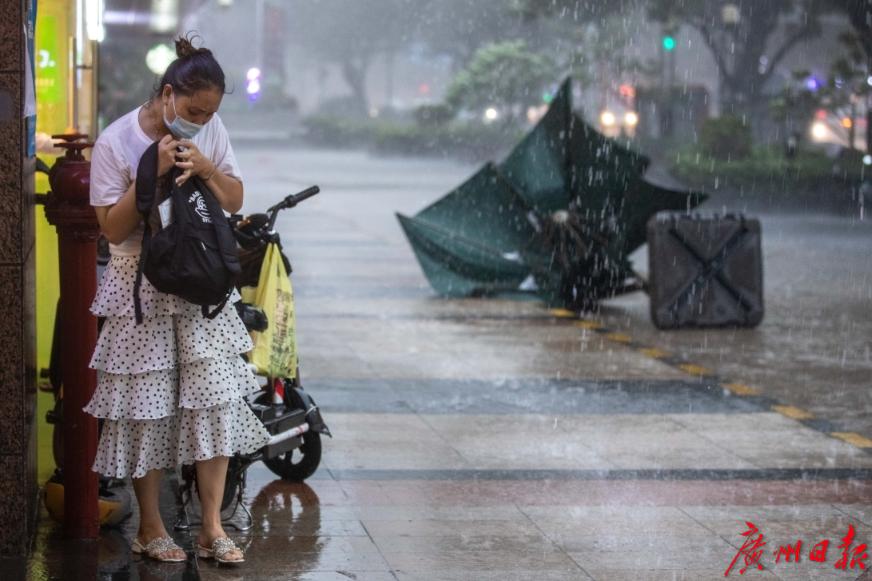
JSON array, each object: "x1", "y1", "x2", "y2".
[{"x1": 44, "y1": 135, "x2": 100, "y2": 539}]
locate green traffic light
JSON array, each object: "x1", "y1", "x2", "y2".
[{"x1": 662, "y1": 35, "x2": 676, "y2": 51}]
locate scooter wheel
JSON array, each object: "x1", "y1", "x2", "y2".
[{"x1": 263, "y1": 431, "x2": 321, "y2": 482}]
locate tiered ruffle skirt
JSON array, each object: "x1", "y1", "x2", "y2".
[{"x1": 85, "y1": 256, "x2": 270, "y2": 479}]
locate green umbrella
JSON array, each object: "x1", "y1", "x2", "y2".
[
  {"x1": 397, "y1": 162, "x2": 535, "y2": 297},
  {"x1": 500, "y1": 78, "x2": 649, "y2": 216},
  {"x1": 398, "y1": 77, "x2": 707, "y2": 309}
]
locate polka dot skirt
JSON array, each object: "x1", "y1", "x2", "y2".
[{"x1": 86, "y1": 256, "x2": 271, "y2": 480}]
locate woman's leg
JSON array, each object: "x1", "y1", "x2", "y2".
[
  {"x1": 195, "y1": 456, "x2": 243, "y2": 561},
  {"x1": 132, "y1": 469, "x2": 186, "y2": 560}
]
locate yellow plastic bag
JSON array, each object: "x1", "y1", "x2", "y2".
[{"x1": 240, "y1": 243, "x2": 298, "y2": 378}]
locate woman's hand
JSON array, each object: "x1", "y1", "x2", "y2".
[
  {"x1": 174, "y1": 139, "x2": 217, "y2": 186},
  {"x1": 157, "y1": 134, "x2": 181, "y2": 177}
]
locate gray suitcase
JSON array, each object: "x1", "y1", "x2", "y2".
[{"x1": 647, "y1": 213, "x2": 763, "y2": 329}]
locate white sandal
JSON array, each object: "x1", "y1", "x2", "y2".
[
  {"x1": 131, "y1": 536, "x2": 187, "y2": 562},
  {"x1": 197, "y1": 537, "x2": 245, "y2": 564}
]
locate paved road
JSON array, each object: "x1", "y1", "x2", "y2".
[
  {"x1": 28, "y1": 146, "x2": 871, "y2": 580},
  {"x1": 204, "y1": 145, "x2": 872, "y2": 580},
  {"x1": 241, "y1": 146, "x2": 872, "y2": 440}
]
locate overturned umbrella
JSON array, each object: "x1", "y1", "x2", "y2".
[{"x1": 397, "y1": 78, "x2": 707, "y2": 309}]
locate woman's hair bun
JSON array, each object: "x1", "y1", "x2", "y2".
[
  {"x1": 174, "y1": 34, "x2": 210, "y2": 59},
  {"x1": 155, "y1": 32, "x2": 225, "y2": 97}
]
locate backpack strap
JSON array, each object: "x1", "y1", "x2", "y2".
[
  {"x1": 133, "y1": 142, "x2": 161, "y2": 325},
  {"x1": 133, "y1": 141, "x2": 158, "y2": 325},
  {"x1": 133, "y1": 225, "x2": 152, "y2": 325},
  {"x1": 135, "y1": 142, "x2": 160, "y2": 216},
  {"x1": 202, "y1": 289, "x2": 232, "y2": 320}
]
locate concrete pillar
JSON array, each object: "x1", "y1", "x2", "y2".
[{"x1": 0, "y1": 0, "x2": 40, "y2": 557}]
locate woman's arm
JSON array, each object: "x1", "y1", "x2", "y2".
[
  {"x1": 173, "y1": 139, "x2": 243, "y2": 214},
  {"x1": 95, "y1": 182, "x2": 139, "y2": 244},
  {"x1": 94, "y1": 134, "x2": 180, "y2": 244},
  {"x1": 201, "y1": 168, "x2": 243, "y2": 214}
]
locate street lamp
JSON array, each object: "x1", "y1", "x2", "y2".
[
  {"x1": 721, "y1": 3, "x2": 741, "y2": 25},
  {"x1": 810, "y1": 121, "x2": 828, "y2": 142},
  {"x1": 146, "y1": 43, "x2": 175, "y2": 75},
  {"x1": 246, "y1": 67, "x2": 262, "y2": 101},
  {"x1": 149, "y1": 0, "x2": 178, "y2": 34}
]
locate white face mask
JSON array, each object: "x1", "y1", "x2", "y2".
[{"x1": 163, "y1": 92, "x2": 204, "y2": 139}]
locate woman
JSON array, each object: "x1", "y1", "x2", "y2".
[{"x1": 85, "y1": 35, "x2": 270, "y2": 564}]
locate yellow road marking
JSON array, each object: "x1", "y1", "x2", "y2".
[
  {"x1": 639, "y1": 347, "x2": 671, "y2": 359},
  {"x1": 550, "y1": 308, "x2": 577, "y2": 318},
  {"x1": 831, "y1": 432, "x2": 872, "y2": 448},
  {"x1": 604, "y1": 332, "x2": 633, "y2": 344},
  {"x1": 723, "y1": 382, "x2": 761, "y2": 396},
  {"x1": 574, "y1": 320, "x2": 603, "y2": 330},
  {"x1": 772, "y1": 405, "x2": 814, "y2": 420},
  {"x1": 678, "y1": 363, "x2": 715, "y2": 377}
]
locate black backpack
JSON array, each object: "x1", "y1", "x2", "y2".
[{"x1": 133, "y1": 141, "x2": 241, "y2": 324}]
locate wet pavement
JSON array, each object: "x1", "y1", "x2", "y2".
[{"x1": 25, "y1": 147, "x2": 872, "y2": 580}]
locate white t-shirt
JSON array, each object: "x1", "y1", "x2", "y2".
[{"x1": 90, "y1": 106, "x2": 243, "y2": 256}]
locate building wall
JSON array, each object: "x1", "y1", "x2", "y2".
[{"x1": 0, "y1": 0, "x2": 39, "y2": 557}]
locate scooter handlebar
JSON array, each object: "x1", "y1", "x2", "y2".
[
  {"x1": 290, "y1": 185, "x2": 320, "y2": 205},
  {"x1": 269, "y1": 186, "x2": 320, "y2": 213}
]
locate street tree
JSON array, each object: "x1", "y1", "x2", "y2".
[
  {"x1": 514, "y1": 0, "x2": 645, "y2": 72},
  {"x1": 823, "y1": 0, "x2": 872, "y2": 150},
  {"x1": 827, "y1": 0, "x2": 872, "y2": 62},
  {"x1": 509, "y1": 0, "x2": 649, "y2": 110},
  {"x1": 445, "y1": 41, "x2": 557, "y2": 123},
  {"x1": 825, "y1": 32, "x2": 871, "y2": 150},
  {"x1": 769, "y1": 70, "x2": 825, "y2": 152},
  {"x1": 647, "y1": 0, "x2": 830, "y2": 121},
  {"x1": 286, "y1": 0, "x2": 418, "y2": 115},
  {"x1": 526, "y1": 0, "x2": 872, "y2": 148},
  {"x1": 558, "y1": 17, "x2": 646, "y2": 95}
]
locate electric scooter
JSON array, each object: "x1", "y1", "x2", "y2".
[{"x1": 176, "y1": 186, "x2": 331, "y2": 532}]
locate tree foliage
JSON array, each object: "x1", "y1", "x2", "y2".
[
  {"x1": 287, "y1": 0, "x2": 534, "y2": 113},
  {"x1": 515, "y1": 0, "x2": 648, "y2": 82},
  {"x1": 769, "y1": 71, "x2": 823, "y2": 146},
  {"x1": 823, "y1": 1, "x2": 872, "y2": 150},
  {"x1": 647, "y1": 0, "x2": 831, "y2": 115},
  {"x1": 699, "y1": 115, "x2": 753, "y2": 159},
  {"x1": 826, "y1": 0, "x2": 872, "y2": 59},
  {"x1": 445, "y1": 41, "x2": 557, "y2": 121}
]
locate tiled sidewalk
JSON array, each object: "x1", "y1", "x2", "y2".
[{"x1": 24, "y1": 148, "x2": 872, "y2": 580}]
